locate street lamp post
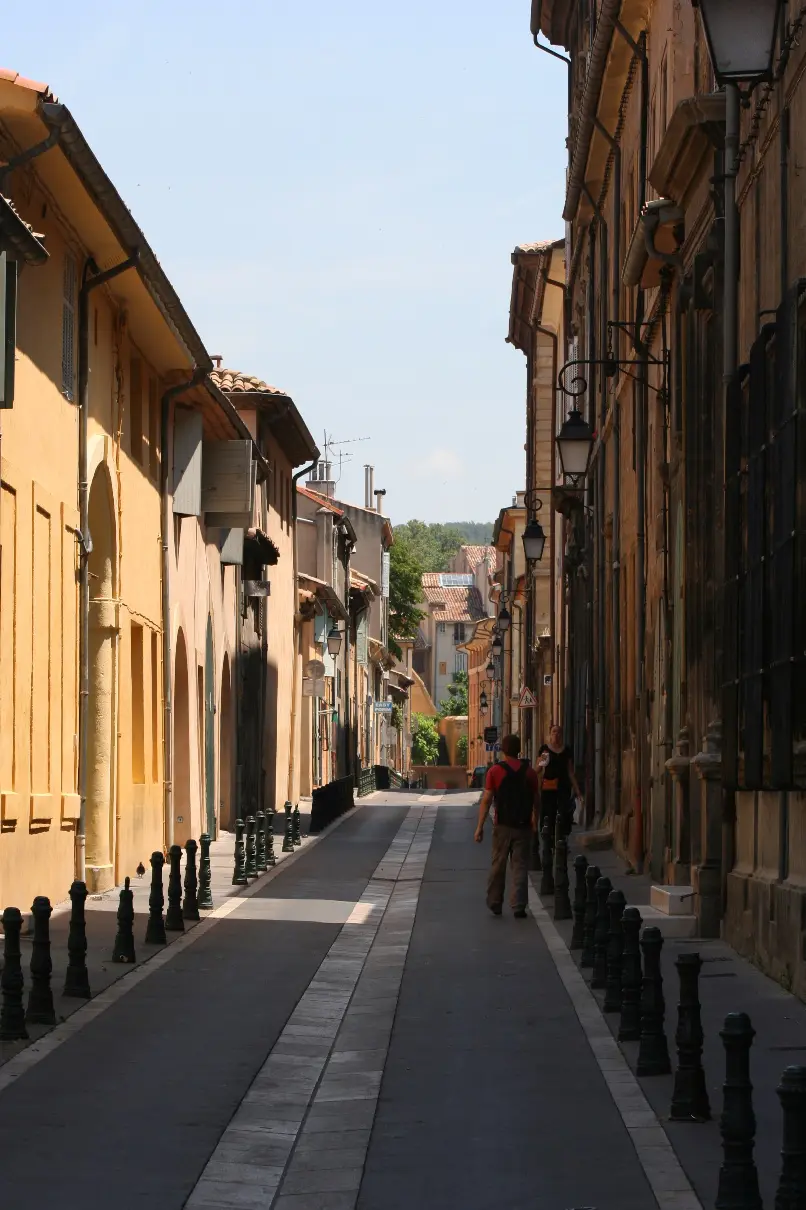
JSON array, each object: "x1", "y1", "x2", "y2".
[
  {"x1": 326, "y1": 626, "x2": 342, "y2": 657},
  {"x1": 522, "y1": 492, "x2": 547, "y2": 564},
  {"x1": 556, "y1": 406, "x2": 595, "y2": 487}
]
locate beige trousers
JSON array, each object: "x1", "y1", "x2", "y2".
[{"x1": 486, "y1": 825, "x2": 532, "y2": 910}]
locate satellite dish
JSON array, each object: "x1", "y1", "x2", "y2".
[{"x1": 306, "y1": 659, "x2": 326, "y2": 677}]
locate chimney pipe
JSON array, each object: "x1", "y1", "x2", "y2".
[
  {"x1": 368, "y1": 466, "x2": 374, "y2": 509},
  {"x1": 374, "y1": 488, "x2": 386, "y2": 515}
]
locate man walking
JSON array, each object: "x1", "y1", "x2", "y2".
[{"x1": 474, "y1": 734, "x2": 540, "y2": 918}]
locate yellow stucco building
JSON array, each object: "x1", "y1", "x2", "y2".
[{"x1": 0, "y1": 69, "x2": 223, "y2": 904}]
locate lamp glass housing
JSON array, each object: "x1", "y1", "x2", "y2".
[
  {"x1": 491, "y1": 635, "x2": 503, "y2": 658},
  {"x1": 556, "y1": 407, "x2": 595, "y2": 482},
  {"x1": 498, "y1": 606, "x2": 512, "y2": 633},
  {"x1": 485, "y1": 660, "x2": 495, "y2": 681},
  {"x1": 480, "y1": 691, "x2": 488, "y2": 710},
  {"x1": 696, "y1": 0, "x2": 781, "y2": 83},
  {"x1": 326, "y1": 626, "x2": 342, "y2": 657},
  {"x1": 480, "y1": 701, "x2": 488, "y2": 716},
  {"x1": 522, "y1": 517, "x2": 546, "y2": 562}
]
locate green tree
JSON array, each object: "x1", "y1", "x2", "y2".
[
  {"x1": 439, "y1": 670, "x2": 468, "y2": 717},
  {"x1": 391, "y1": 702, "x2": 404, "y2": 731},
  {"x1": 388, "y1": 533, "x2": 425, "y2": 659},
  {"x1": 444, "y1": 521, "x2": 494, "y2": 545},
  {"x1": 456, "y1": 734, "x2": 468, "y2": 765},
  {"x1": 411, "y1": 713, "x2": 440, "y2": 765},
  {"x1": 393, "y1": 520, "x2": 465, "y2": 573}
]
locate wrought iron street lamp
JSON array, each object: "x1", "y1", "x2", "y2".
[
  {"x1": 485, "y1": 660, "x2": 495, "y2": 681},
  {"x1": 491, "y1": 633, "x2": 503, "y2": 659},
  {"x1": 480, "y1": 699, "x2": 488, "y2": 716},
  {"x1": 693, "y1": 0, "x2": 782, "y2": 85},
  {"x1": 480, "y1": 690, "x2": 488, "y2": 711},
  {"x1": 326, "y1": 626, "x2": 342, "y2": 657},
  {"x1": 522, "y1": 493, "x2": 546, "y2": 563},
  {"x1": 498, "y1": 605, "x2": 512, "y2": 633},
  {"x1": 556, "y1": 406, "x2": 595, "y2": 485}
]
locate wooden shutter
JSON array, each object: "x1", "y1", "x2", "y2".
[
  {"x1": 172, "y1": 406, "x2": 203, "y2": 516},
  {"x1": 218, "y1": 528, "x2": 244, "y2": 566},
  {"x1": 202, "y1": 440, "x2": 253, "y2": 527}
]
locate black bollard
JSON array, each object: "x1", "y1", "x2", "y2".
[
  {"x1": 266, "y1": 805, "x2": 277, "y2": 866},
  {"x1": 716, "y1": 1012, "x2": 762, "y2": 1210},
  {"x1": 636, "y1": 926, "x2": 671, "y2": 1076},
  {"x1": 112, "y1": 877, "x2": 136, "y2": 964},
  {"x1": 144, "y1": 851, "x2": 167, "y2": 945},
  {"x1": 670, "y1": 952, "x2": 710, "y2": 1122},
  {"x1": 775, "y1": 1065, "x2": 806, "y2": 1210},
  {"x1": 570, "y1": 854, "x2": 588, "y2": 949},
  {"x1": 603, "y1": 888, "x2": 627, "y2": 1013},
  {"x1": 27, "y1": 896, "x2": 56, "y2": 1025},
  {"x1": 256, "y1": 811, "x2": 268, "y2": 873},
  {"x1": 198, "y1": 833, "x2": 214, "y2": 910},
  {"x1": 591, "y1": 875, "x2": 612, "y2": 990},
  {"x1": 529, "y1": 825, "x2": 542, "y2": 872},
  {"x1": 553, "y1": 812, "x2": 572, "y2": 921},
  {"x1": 245, "y1": 815, "x2": 258, "y2": 877},
  {"x1": 165, "y1": 844, "x2": 184, "y2": 931},
  {"x1": 539, "y1": 818, "x2": 554, "y2": 895},
  {"x1": 183, "y1": 839, "x2": 200, "y2": 922},
  {"x1": 232, "y1": 818, "x2": 248, "y2": 884},
  {"x1": 580, "y1": 863, "x2": 601, "y2": 968},
  {"x1": 293, "y1": 803, "x2": 302, "y2": 847},
  {"x1": 618, "y1": 907, "x2": 643, "y2": 1042},
  {"x1": 0, "y1": 907, "x2": 28, "y2": 1040},
  {"x1": 282, "y1": 801, "x2": 294, "y2": 853},
  {"x1": 63, "y1": 880, "x2": 91, "y2": 998}
]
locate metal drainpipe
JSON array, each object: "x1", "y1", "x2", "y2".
[
  {"x1": 160, "y1": 367, "x2": 208, "y2": 855},
  {"x1": 536, "y1": 316, "x2": 558, "y2": 701},
  {"x1": 288, "y1": 457, "x2": 320, "y2": 800},
  {"x1": 76, "y1": 252, "x2": 138, "y2": 883}
]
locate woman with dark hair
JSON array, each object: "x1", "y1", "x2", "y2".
[{"x1": 537, "y1": 723, "x2": 582, "y2": 839}]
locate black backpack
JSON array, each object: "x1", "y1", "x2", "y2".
[{"x1": 494, "y1": 761, "x2": 534, "y2": 828}]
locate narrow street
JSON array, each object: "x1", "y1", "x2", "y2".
[{"x1": 2, "y1": 790, "x2": 799, "y2": 1210}]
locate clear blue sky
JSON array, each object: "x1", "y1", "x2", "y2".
[{"x1": 5, "y1": 1, "x2": 567, "y2": 524}]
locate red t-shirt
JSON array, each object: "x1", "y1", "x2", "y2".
[{"x1": 485, "y1": 758, "x2": 540, "y2": 798}]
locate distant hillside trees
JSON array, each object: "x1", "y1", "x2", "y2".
[{"x1": 393, "y1": 520, "x2": 494, "y2": 573}]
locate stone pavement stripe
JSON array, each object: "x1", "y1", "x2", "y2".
[
  {"x1": 272, "y1": 806, "x2": 437, "y2": 1209},
  {"x1": 0, "y1": 801, "x2": 367, "y2": 1098},
  {"x1": 529, "y1": 885, "x2": 704, "y2": 1210},
  {"x1": 186, "y1": 801, "x2": 439, "y2": 1210}
]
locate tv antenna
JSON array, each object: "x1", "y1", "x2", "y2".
[{"x1": 322, "y1": 430, "x2": 371, "y2": 484}]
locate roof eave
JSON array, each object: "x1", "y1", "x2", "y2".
[
  {"x1": 0, "y1": 196, "x2": 47, "y2": 264},
  {"x1": 38, "y1": 101, "x2": 212, "y2": 371}
]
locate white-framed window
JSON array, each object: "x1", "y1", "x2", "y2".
[
  {"x1": 438, "y1": 622, "x2": 446, "y2": 634},
  {"x1": 454, "y1": 623, "x2": 466, "y2": 644}
]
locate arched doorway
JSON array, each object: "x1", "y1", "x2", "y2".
[
  {"x1": 86, "y1": 467, "x2": 117, "y2": 892},
  {"x1": 220, "y1": 654, "x2": 233, "y2": 831},
  {"x1": 173, "y1": 629, "x2": 191, "y2": 845},
  {"x1": 204, "y1": 617, "x2": 216, "y2": 838}
]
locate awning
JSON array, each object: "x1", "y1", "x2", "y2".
[
  {"x1": 245, "y1": 528, "x2": 280, "y2": 566},
  {"x1": 298, "y1": 573, "x2": 348, "y2": 621}
]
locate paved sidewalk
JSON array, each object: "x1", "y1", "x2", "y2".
[
  {"x1": 0, "y1": 802, "x2": 317, "y2": 1071},
  {"x1": 558, "y1": 834, "x2": 806, "y2": 1208}
]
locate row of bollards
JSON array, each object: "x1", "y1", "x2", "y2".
[
  {"x1": 543, "y1": 847, "x2": 806, "y2": 1210},
  {"x1": 0, "y1": 828, "x2": 222, "y2": 1041},
  {"x1": 232, "y1": 804, "x2": 300, "y2": 885}
]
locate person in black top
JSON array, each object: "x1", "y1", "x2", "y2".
[{"x1": 537, "y1": 724, "x2": 582, "y2": 839}]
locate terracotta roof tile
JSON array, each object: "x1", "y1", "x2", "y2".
[
  {"x1": 210, "y1": 368, "x2": 289, "y2": 396},
  {"x1": 461, "y1": 544, "x2": 496, "y2": 571},
  {"x1": 0, "y1": 68, "x2": 55, "y2": 99},
  {"x1": 421, "y1": 575, "x2": 486, "y2": 624},
  {"x1": 297, "y1": 485, "x2": 344, "y2": 516}
]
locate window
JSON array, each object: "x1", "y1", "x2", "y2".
[
  {"x1": 130, "y1": 357, "x2": 143, "y2": 464},
  {"x1": 131, "y1": 623, "x2": 145, "y2": 783},
  {"x1": 438, "y1": 622, "x2": 446, "y2": 634},
  {"x1": 454, "y1": 623, "x2": 466, "y2": 644},
  {"x1": 455, "y1": 652, "x2": 468, "y2": 675},
  {"x1": 151, "y1": 630, "x2": 159, "y2": 782},
  {"x1": 62, "y1": 252, "x2": 77, "y2": 400}
]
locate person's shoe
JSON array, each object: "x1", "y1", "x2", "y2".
[
  {"x1": 488, "y1": 903, "x2": 503, "y2": 916},
  {"x1": 513, "y1": 907, "x2": 527, "y2": 919}
]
